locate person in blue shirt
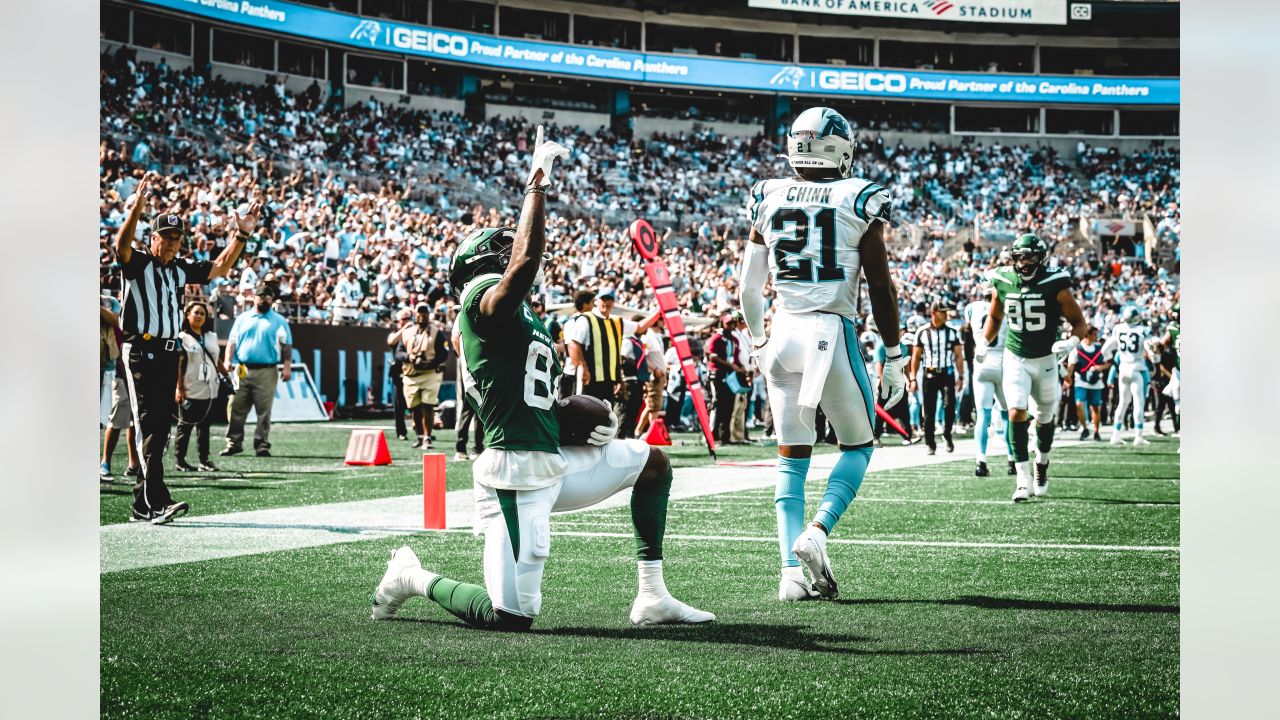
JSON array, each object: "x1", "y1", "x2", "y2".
[{"x1": 221, "y1": 283, "x2": 293, "y2": 458}]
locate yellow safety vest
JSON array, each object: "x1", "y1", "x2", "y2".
[{"x1": 583, "y1": 312, "x2": 623, "y2": 383}]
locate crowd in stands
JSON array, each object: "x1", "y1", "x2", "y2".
[{"x1": 100, "y1": 49, "x2": 1180, "y2": 346}]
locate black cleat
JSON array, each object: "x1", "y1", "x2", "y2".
[
  {"x1": 946, "y1": 437, "x2": 955, "y2": 453},
  {"x1": 128, "y1": 509, "x2": 154, "y2": 523},
  {"x1": 1007, "y1": 461, "x2": 1017, "y2": 476},
  {"x1": 151, "y1": 501, "x2": 190, "y2": 525},
  {"x1": 255, "y1": 448, "x2": 271, "y2": 457},
  {"x1": 220, "y1": 446, "x2": 243, "y2": 457},
  {"x1": 126, "y1": 465, "x2": 141, "y2": 478},
  {"x1": 927, "y1": 446, "x2": 936, "y2": 456},
  {"x1": 198, "y1": 460, "x2": 218, "y2": 472},
  {"x1": 1093, "y1": 432, "x2": 1101, "y2": 441},
  {"x1": 174, "y1": 460, "x2": 197, "y2": 472},
  {"x1": 975, "y1": 461, "x2": 989, "y2": 477},
  {"x1": 1079, "y1": 428, "x2": 1090, "y2": 441},
  {"x1": 411, "y1": 437, "x2": 424, "y2": 449}
]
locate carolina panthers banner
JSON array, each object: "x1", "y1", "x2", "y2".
[
  {"x1": 135, "y1": 0, "x2": 1175, "y2": 105},
  {"x1": 746, "y1": 0, "x2": 1068, "y2": 26}
]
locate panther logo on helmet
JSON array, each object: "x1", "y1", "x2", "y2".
[
  {"x1": 449, "y1": 226, "x2": 516, "y2": 299},
  {"x1": 1009, "y1": 233, "x2": 1048, "y2": 281},
  {"x1": 785, "y1": 107, "x2": 855, "y2": 178}
]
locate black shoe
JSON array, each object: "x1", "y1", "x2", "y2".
[
  {"x1": 397, "y1": 434, "x2": 408, "y2": 442},
  {"x1": 128, "y1": 509, "x2": 154, "y2": 523},
  {"x1": 1007, "y1": 461, "x2": 1017, "y2": 476},
  {"x1": 255, "y1": 447, "x2": 271, "y2": 457},
  {"x1": 927, "y1": 446, "x2": 936, "y2": 456},
  {"x1": 946, "y1": 438, "x2": 955, "y2": 453},
  {"x1": 151, "y1": 501, "x2": 190, "y2": 525},
  {"x1": 411, "y1": 437, "x2": 424, "y2": 449},
  {"x1": 1079, "y1": 428, "x2": 1090, "y2": 441},
  {"x1": 198, "y1": 460, "x2": 218, "y2": 472},
  {"x1": 220, "y1": 446, "x2": 243, "y2": 457},
  {"x1": 975, "y1": 461, "x2": 989, "y2": 477},
  {"x1": 1154, "y1": 427, "x2": 1166, "y2": 436},
  {"x1": 1093, "y1": 432, "x2": 1101, "y2": 441},
  {"x1": 126, "y1": 465, "x2": 141, "y2": 478},
  {"x1": 175, "y1": 460, "x2": 197, "y2": 472}
]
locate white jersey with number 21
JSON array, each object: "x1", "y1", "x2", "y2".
[{"x1": 747, "y1": 176, "x2": 891, "y2": 321}]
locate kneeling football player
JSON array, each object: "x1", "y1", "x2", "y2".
[{"x1": 370, "y1": 127, "x2": 714, "y2": 630}]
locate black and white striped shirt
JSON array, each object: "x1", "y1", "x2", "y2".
[
  {"x1": 120, "y1": 249, "x2": 212, "y2": 340},
  {"x1": 914, "y1": 323, "x2": 961, "y2": 371}
]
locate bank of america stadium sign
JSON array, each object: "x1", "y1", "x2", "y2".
[
  {"x1": 137, "y1": 0, "x2": 1176, "y2": 105},
  {"x1": 746, "y1": 0, "x2": 1068, "y2": 25}
]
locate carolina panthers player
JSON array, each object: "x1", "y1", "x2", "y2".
[
  {"x1": 983, "y1": 234, "x2": 1088, "y2": 502},
  {"x1": 1102, "y1": 306, "x2": 1153, "y2": 446},
  {"x1": 371, "y1": 127, "x2": 714, "y2": 629},
  {"x1": 739, "y1": 107, "x2": 905, "y2": 601},
  {"x1": 964, "y1": 267, "x2": 1015, "y2": 478}
]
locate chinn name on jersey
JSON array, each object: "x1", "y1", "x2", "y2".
[{"x1": 785, "y1": 185, "x2": 833, "y2": 205}]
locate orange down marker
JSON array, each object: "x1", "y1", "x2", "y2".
[{"x1": 422, "y1": 453, "x2": 446, "y2": 530}]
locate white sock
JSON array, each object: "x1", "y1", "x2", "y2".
[
  {"x1": 782, "y1": 565, "x2": 805, "y2": 582},
  {"x1": 637, "y1": 559, "x2": 668, "y2": 599},
  {"x1": 976, "y1": 452, "x2": 987, "y2": 463},
  {"x1": 404, "y1": 566, "x2": 438, "y2": 598},
  {"x1": 1134, "y1": 426, "x2": 1144, "y2": 439},
  {"x1": 1016, "y1": 461, "x2": 1033, "y2": 488}
]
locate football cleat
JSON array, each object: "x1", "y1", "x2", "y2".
[
  {"x1": 1034, "y1": 464, "x2": 1049, "y2": 497},
  {"x1": 1132, "y1": 436, "x2": 1151, "y2": 447},
  {"x1": 371, "y1": 546, "x2": 434, "y2": 621},
  {"x1": 778, "y1": 566, "x2": 819, "y2": 602},
  {"x1": 1012, "y1": 484, "x2": 1031, "y2": 503},
  {"x1": 151, "y1": 501, "x2": 189, "y2": 526},
  {"x1": 1109, "y1": 433, "x2": 1125, "y2": 445},
  {"x1": 792, "y1": 526, "x2": 838, "y2": 599},
  {"x1": 975, "y1": 461, "x2": 989, "y2": 477},
  {"x1": 629, "y1": 594, "x2": 716, "y2": 626}
]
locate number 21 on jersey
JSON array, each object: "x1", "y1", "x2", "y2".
[{"x1": 770, "y1": 207, "x2": 845, "y2": 283}]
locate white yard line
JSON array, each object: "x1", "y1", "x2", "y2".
[{"x1": 100, "y1": 436, "x2": 1177, "y2": 573}]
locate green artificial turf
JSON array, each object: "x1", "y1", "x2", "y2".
[
  {"x1": 99, "y1": 420, "x2": 787, "y2": 525},
  {"x1": 101, "y1": 435, "x2": 1179, "y2": 719}
]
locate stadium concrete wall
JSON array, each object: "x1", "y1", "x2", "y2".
[
  {"x1": 486, "y1": 103, "x2": 611, "y2": 132},
  {"x1": 343, "y1": 87, "x2": 465, "y2": 115}
]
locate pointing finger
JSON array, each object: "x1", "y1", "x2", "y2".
[{"x1": 535, "y1": 125, "x2": 545, "y2": 148}]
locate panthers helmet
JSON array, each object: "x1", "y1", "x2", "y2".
[
  {"x1": 450, "y1": 226, "x2": 516, "y2": 299},
  {"x1": 785, "y1": 107, "x2": 855, "y2": 178},
  {"x1": 1009, "y1": 234, "x2": 1048, "y2": 281},
  {"x1": 1122, "y1": 306, "x2": 1141, "y2": 324}
]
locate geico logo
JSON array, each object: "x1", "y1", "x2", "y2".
[
  {"x1": 816, "y1": 70, "x2": 907, "y2": 93},
  {"x1": 391, "y1": 27, "x2": 469, "y2": 57}
]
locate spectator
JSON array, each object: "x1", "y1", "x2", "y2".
[
  {"x1": 388, "y1": 307, "x2": 412, "y2": 441},
  {"x1": 222, "y1": 283, "x2": 293, "y2": 458},
  {"x1": 174, "y1": 301, "x2": 226, "y2": 472},
  {"x1": 389, "y1": 303, "x2": 449, "y2": 449}
]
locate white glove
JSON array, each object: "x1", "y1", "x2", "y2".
[
  {"x1": 526, "y1": 125, "x2": 570, "y2": 189},
  {"x1": 974, "y1": 346, "x2": 987, "y2": 365},
  {"x1": 879, "y1": 354, "x2": 907, "y2": 409},
  {"x1": 587, "y1": 410, "x2": 620, "y2": 446},
  {"x1": 1051, "y1": 336, "x2": 1080, "y2": 356}
]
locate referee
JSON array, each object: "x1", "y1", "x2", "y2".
[
  {"x1": 908, "y1": 302, "x2": 966, "y2": 455},
  {"x1": 113, "y1": 172, "x2": 262, "y2": 524}
]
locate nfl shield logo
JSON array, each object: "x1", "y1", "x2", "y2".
[{"x1": 818, "y1": 341, "x2": 828, "y2": 351}]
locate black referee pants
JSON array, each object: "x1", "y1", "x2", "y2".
[
  {"x1": 391, "y1": 368, "x2": 408, "y2": 439},
  {"x1": 711, "y1": 377, "x2": 735, "y2": 443},
  {"x1": 122, "y1": 342, "x2": 180, "y2": 516},
  {"x1": 921, "y1": 369, "x2": 956, "y2": 450}
]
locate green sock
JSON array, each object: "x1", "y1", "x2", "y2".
[
  {"x1": 631, "y1": 465, "x2": 672, "y2": 562},
  {"x1": 1036, "y1": 422, "x2": 1055, "y2": 463},
  {"x1": 427, "y1": 577, "x2": 533, "y2": 632},
  {"x1": 1011, "y1": 420, "x2": 1031, "y2": 463}
]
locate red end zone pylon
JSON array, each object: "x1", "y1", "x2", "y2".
[
  {"x1": 422, "y1": 453, "x2": 446, "y2": 530},
  {"x1": 344, "y1": 429, "x2": 392, "y2": 466},
  {"x1": 643, "y1": 419, "x2": 672, "y2": 446}
]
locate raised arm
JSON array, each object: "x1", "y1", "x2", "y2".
[
  {"x1": 114, "y1": 172, "x2": 155, "y2": 266},
  {"x1": 478, "y1": 126, "x2": 567, "y2": 320},
  {"x1": 209, "y1": 192, "x2": 264, "y2": 280}
]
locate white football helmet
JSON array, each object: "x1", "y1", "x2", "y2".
[
  {"x1": 1123, "y1": 306, "x2": 1141, "y2": 324},
  {"x1": 785, "y1": 107, "x2": 854, "y2": 178}
]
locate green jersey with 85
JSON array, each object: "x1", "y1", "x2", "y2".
[
  {"x1": 990, "y1": 266, "x2": 1072, "y2": 359},
  {"x1": 747, "y1": 176, "x2": 891, "y2": 320},
  {"x1": 457, "y1": 274, "x2": 560, "y2": 453}
]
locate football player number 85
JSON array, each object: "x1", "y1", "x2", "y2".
[
  {"x1": 524, "y1": 343, "x2": 555, "y2": 410},
  {"x1": 1005, "y1": 296, "x2": 1046, "y2": 332}
]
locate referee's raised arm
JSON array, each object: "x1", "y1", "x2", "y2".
[
  {"x1": 208, "y1": 191, "x2": 265, "y2": 279},
  {"x1": 113, "y1": 171, "x2": 156, "y2": 266}
]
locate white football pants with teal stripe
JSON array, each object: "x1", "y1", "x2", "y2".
[
  {"x1": 763, "y1": 313, "x2": 875, "y2": 565},
  {"x1": 1114, "y1": 363, "x2": 1148, "y2": 434}
]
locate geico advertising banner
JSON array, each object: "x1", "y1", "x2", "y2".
[
  {"x1": 747, "y1": 0, "x2": 1067, "y2": 26},
  {"x1": 136, "y1": 0, "x2": 1175, "y2": 105}
]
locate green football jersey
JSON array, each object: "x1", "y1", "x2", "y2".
[
  {"x1": 991, "y1": 267, "x2": 1073, "y2": 359},
  {"x1": 457, "y1": 276, "x2": 561, "y2": 453}
]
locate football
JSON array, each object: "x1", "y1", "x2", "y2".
[{"x1": 557, "y1": 394, "x2": 612, "y2": 446}]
